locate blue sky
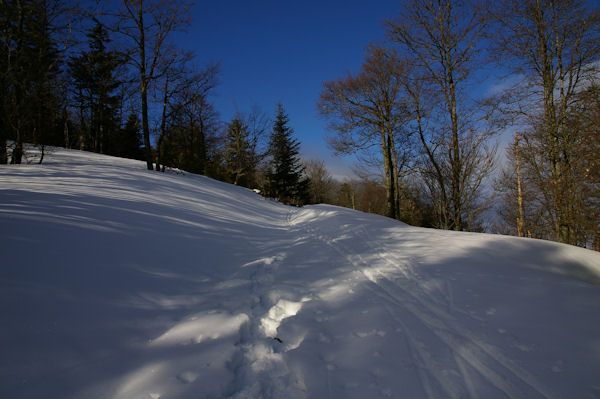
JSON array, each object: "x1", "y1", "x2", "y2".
[{"x1": 177, "y1": 1, "x2": 402, "y2": 178}]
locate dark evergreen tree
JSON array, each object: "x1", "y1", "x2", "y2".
[
  {"x1": 29, "y1": 0, "x2": 63, "y2": 153},
  {"x1": 166, "y1": 91, "x2": 218, "y2": 175},
  {"x1": 224, "y1": 116, "x2": 258, "y2": 187},
  {"x1": 115, "y1": 113, "x2": 143, "y2": 160},
  {"x1": 1, "y1": 0, "x2": 64, "y2": 163},
  {"x1": 68, "y1": 19, "x2": 123, "y2": 154},
  {"x1": 154, "y1": 62, "x2": 221, "y2": 174},
  {"x1": 155, "y1": 63, "x2": 221, "y2": 175},
  {"x1": 266, "y1": 103, "x2": 309, "y2": 205},
  {"x1": 0, "y1": 0, "x2": 11, "y2": 163}
]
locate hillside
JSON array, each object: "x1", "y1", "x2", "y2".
[{"x1": 1, "y1": 148, "x2": 599, "y2": 399}]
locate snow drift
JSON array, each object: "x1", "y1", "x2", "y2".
[{"x1": 1, "y1": 148, "x2": 599, "y2": 399}]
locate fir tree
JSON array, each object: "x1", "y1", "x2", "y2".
[
  {"x1": 266, "y1": 103, "x2": 308, "y2": 205},
  {"x1": 1, "y1": 0, "x2": 64, "y2": 163},
  {"x1": 117, "y1": 113, "x2": 143, "y2": 160},
  {"x1": 224, "y1": 116, "x2": 257, "y2": 187},
  {"x1": 68, "y1": 19, "x2": 123, "y2": 154}
]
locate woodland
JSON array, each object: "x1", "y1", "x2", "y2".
[{"x1": 1, "y1": 0, "x2": 599, "y2": 249}]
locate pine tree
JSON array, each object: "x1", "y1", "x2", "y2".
[
  {"x1": 266, "y1": 103, "x2": 308, "y2": 205},
  {"x1": 68, "y1": 19, "x2": 123, "y2": 154},
  {"x1": 224, "y1": 116, "x2": 257, "y2": 187},
  {"x1": 116, "y1": 113, "x2": 143, "y2": 160},
  {"x1": 1, "y1": 0, "x2": 64, "y2": 163}
]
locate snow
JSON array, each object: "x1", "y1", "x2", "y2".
[{"x1": 1, "y1": 147, "x2": 600, "y2": 399}]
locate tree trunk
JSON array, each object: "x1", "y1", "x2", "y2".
[
  {"x1": 449, "y1": 73, "x2": 462, "y2": 231},
  {"x1": 140, "y1": 72, "x2": 153, "y2": 171},
  {"x1": 138, "y1": 1, "x2": 153, "y2": 170},
  {"x1": 63, "y1": 107, "x2": 70, "y2": 149},
  {"x1": 156, "y1": 79, "x2": 169, "y2": 171},
  {"x1": 380, "y1": 130, "x2": 396, "y2": 219},
  {"x1": 386, "y1": 133, "x2": 397, "y2": 219},
  {"x1": 0, "y1": 138, "x2": 6, "y2": 164},
  {"x1": 38, "y1": 144, "x2": 45, "y2": 164},
  {"x1": 515, "y1": 131, "x2": 525, "y2": 237},
  {"x1": 389, "y1": 127, "x2": 401, "y2": 219},
  {"x1": 412, "y1": 90, "x2": 449, "y2": 228},
  {"x1": 0, "y1": 125, "x2": 8, "y2": 165},
  {"x1": 11, "y1": 131, "x2": 23, "y2": 164},
  {"x1": 10, "y1": 0, "x2": 25, "y2": 165}
]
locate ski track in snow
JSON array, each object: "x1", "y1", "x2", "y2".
[
  {"x1": 2, "y1": 148, "x2": 600, "y2": 399},
  {"x1": 334, "y1": 228, "x2": 554, "y2": 398},
  {"x1": 287, "y1": 208, "x2": 597, "y2": 399}
]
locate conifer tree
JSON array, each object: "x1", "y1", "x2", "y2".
[
  {"x1": 68, "y1": 20, "x2": 122, "y2": 154},
  {"x1": 117, "y1": 113, "x2": 143, "y2": 160},
  {"x1": 224, "y1": 116, "x2": 257, "y2": 187},
  {"x1": 266, "y1": 103, "x2": 308, "y2": 205},
  {"x1": 1, "y1": 0, "x2": 64, "y2": 163}
]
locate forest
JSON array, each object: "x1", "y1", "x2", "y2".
[{"x1": 1, "y1": 0, "x2": 599, "y2": 249}]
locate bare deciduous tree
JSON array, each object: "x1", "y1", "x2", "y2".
[
  {"x1": 387, "y1": 0, "x2": 495, "y2": 231},
  {"x1": 116, "y1": 0, "x2": 192, "y2": 170},
  {"x1": 304, "y1": 159, "x2": 336, "y2": 205},
  {"x1": 489, "y1": 0, "x2": 600, "y2": 246},
  {"x1": 318, "y1": 45, "x2": 412, "y2": 219}
]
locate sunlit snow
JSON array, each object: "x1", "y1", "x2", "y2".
[{"x1": 1, "y1": 148, "x2": 599, "y2": 398}]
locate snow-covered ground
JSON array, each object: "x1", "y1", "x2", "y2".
[{"x1": 1, "y1": 148, "x2": 599, "y2": 399}]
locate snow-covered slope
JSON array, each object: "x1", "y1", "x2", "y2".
[{"x1": 1, "y1": 148, "x2": 599, "y2": 399}]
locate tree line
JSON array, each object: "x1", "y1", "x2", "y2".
[
  {"x1": 318, "y1": 0, "x2": 600, "y2": 249},
  {"x1": 0, "y1": 0, "x2": 310, "y2": 204},
  {"x1": 1, "y1": 0, "x2": 599, "y2": 249}
]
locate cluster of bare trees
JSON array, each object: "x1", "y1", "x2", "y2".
[
  {"x1": 98, "y1": 0, "x2": 229, "y2": 174},
  {"x1": 114, "y1": 0, "x2": 195, "y2": 170},
  {"x1": 493, "y1": 0, "x2": 600, "y2": 248},
  {"x1": 320, "y1": 0, "x2": 495, "y2": 231},
  {"x1": 319, "y1": 46, "x2": 415, "y2": 220},
  {"x1": 301, "y1": 158, "x2": 434, "y2": 226},
  {"x1": 319, "y1": 0, "x2": 600, "y2": 247}
]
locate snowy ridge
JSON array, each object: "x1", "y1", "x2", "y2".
[{"x1": 1, "y1": 148, "x2": 599, "y2": 398}]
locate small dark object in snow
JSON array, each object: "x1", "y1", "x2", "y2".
[{"x1": 273, "y1": 337, "x2": 283, "y2": 343}]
